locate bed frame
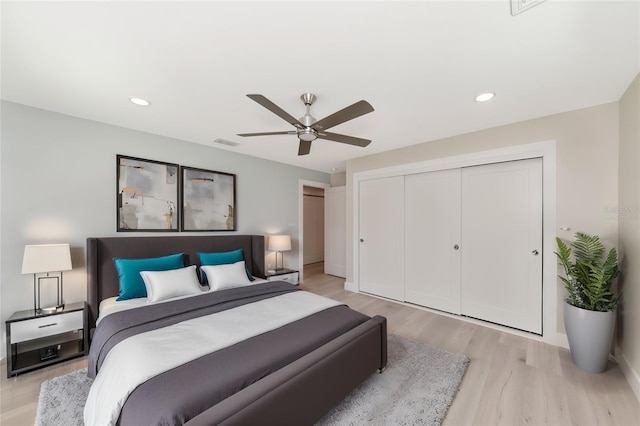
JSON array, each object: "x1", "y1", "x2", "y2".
[{"x1": 86, "y1": 234, "x2": 387, "y2": 425}]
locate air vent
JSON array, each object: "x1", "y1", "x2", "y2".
[
  {"x1": 510, "y1": 0, "x2": 546, "y2": 16},
  {"x1": 211, "y1": 138, "x2": 241, "y2": 147}
]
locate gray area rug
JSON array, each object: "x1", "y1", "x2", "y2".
[
  {"x1": 35, "y1": 368, "x2": 93, "y2": 426},
  {"x1": 36, "y1": 334, "x2": 468, "y2": 426},
  {"x1": 318, "y1": 334, "x2": 469, "y2": 426}
]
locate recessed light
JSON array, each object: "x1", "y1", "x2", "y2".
[
  {"x1": 331, "y1": 168, "x2": 338, "y2": 171},
  {"x1": 475, "y1": 92, "x2": 495, "y2": 102},
  {"x1": 130, "y1": 97, "x2": 151, "y2": 106}
]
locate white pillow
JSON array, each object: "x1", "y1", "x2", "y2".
[
  {"x1": 201, "y1": 261, "x2": 252, "y2": 291},
  {"x1": 140, "y1": 265, "x2": 203, "y2": 303}
]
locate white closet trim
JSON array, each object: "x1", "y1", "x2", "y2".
[{"x1": 351, "y1": 140, "x2": 566, "y2": 347}]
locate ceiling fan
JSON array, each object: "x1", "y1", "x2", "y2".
[{"x1": 237, "y1": 93, "x2": 374, "y2": 156}]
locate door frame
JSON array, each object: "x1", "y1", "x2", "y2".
[
  {"x1": 351, "y1": 140, "x2": 563, "y2": 346},
  {"x1": 324, "y1": 185, "x2": 347, "y2": 278},
  {"x1": 298, "y1": 180, "x2": 330, "y2": 283}
]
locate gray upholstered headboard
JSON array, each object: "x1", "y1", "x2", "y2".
[{"x1": 86, "y1": 235, "x2": 265, "y2": 333}]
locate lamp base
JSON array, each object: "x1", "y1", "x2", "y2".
[
  {"x1": 38, "y1": 304, "x2": 64, "y2": 314},
  {"x1": 35, "y1": 273, "x2": 64, "y2": 315}
]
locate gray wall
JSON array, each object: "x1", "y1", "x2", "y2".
[
  {"x1": 0, "y1": 101, "x2": 329, "y2": 357},
  {"x1": 330, "y1": 172, "x2": 346, "y2": 187}
]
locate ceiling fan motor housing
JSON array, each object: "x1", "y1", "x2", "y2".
[{"x1": 298, "y1": 128, "x2": 317, "y2": 141}]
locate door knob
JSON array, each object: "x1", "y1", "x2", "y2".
[
  {"x1": 532, "y1": 249, "x2": 539, "y2": 255},
  {"x1": 360, "y1": 238, "x2": 364, "y2": 243},
  {"x1": 453, "y1": 244, "x2": 459, "y2": 250}
]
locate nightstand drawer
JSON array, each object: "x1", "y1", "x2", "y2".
[
  {"x1": 10, "y1": 311, "x2": 83, "y2": 343},
  {"x1": 266, "y1": 272, "x2": 299, "y2": 285}
]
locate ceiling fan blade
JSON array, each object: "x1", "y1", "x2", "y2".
[
  {"x1": 312, "y1": 100, "x2": 374, "y2": 131},
  {"x1": 318, "y1": 131, "x2": 371, "y2": 147},
  {"x1": 246, "y1": 94, "x2": 304, "y2": 127},
  {"x1": 298, "y1": 140, "x2": 312, "y2": 156},
  {"x1": 237, "y1": 131, "x2": 296, "y2": 137}
]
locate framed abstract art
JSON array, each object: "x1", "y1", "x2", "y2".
[
  {"x1": 181, "y1": 166, "x2": 236, "y2": 231},
  {"x1": 116, "y1": 155, "x2": 179, "y2": 231}
]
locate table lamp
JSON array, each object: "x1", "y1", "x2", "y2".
[
  {"x1": 268, "y1": 235, "x2": 291, "y2": 271},
  {"x1": 21, "y1": 244, "x2": 72, "y2": 314}
]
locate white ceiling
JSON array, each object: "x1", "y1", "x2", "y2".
[{"x1": 2, "y1": 1, "x2": 639, "y2": 173}]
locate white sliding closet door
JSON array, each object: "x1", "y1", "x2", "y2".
[
  {"x1": 460, "y1": 158, "x2": 543, "y2": 334},
  {"x1": 405, "y1": 169, "x2": 462, "y2": 314},
  {"x1": 359, "y1": 177, "x2": 404, "y2": 301}
]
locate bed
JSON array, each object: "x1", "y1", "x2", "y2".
[{"x1": 86, "y1": 235, "x2": 387, "y2": 425}]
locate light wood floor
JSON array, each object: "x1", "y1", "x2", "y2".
[
  {"x1": 300, "y1": 262, "x2": 640, "y2": 426},
  {"x1": 1, "y1": 264, "x2": 638, "y2": 425}
]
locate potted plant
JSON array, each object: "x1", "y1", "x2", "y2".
[{"x1": 555, "y1": 232, "x2": 621, "y2": 373}]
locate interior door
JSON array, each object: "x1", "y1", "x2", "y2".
[
  {"x1": 324, "y1": 186, "x2": 346, "y2": 278},
  {"x1": 358, "y1": 176, "x2": 405, "y2": 301},
  {"x1": 303, "y1": 193, "x2": 324, "y2": 264},
  {"x1": 405, "y1": 169, "x2": 462, "y2": 314},
  {"x1": 460, "y1": 158, "x2": 543, "y2": 334}
]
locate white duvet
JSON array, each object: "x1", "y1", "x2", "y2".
[{"x1": 84, "y1": 291, "x2": 342, "y2": 426}]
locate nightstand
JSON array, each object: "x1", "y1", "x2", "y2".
[
  {"x1": 6, "y1": 302, "x2": 88, "y2": 377},
  {"x1": 265, "y1": 268, "x2": 299, "y2": 285}
]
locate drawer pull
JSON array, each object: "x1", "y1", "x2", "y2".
[
  {"x1": 38, "y1": 323, "x2": 58, "y2": 328},
  {"x1": 282, "y1": 277, "x2": 290, "y2": 281}
]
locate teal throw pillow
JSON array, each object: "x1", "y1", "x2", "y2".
[{"x1": 114, "y1": 253, "x2": 185, "y2": 301}]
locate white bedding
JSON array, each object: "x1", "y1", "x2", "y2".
[
  {"x1": 85, "y1": 290, "x2": 341, "y2": 426},
  {"x1": 97, "y1": 278, "x2": 268, "y2": 324}
]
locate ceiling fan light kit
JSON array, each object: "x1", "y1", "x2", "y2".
[
  {"x1": 298, "y1": 128, "x2": 317, "y2": 142},
  {"x1": 238, "y1": 93, "x2": 374, "y2": 156}
]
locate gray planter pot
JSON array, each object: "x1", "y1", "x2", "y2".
[{"x1": 563, "y1": 301, "x2": 615, "y2": 373}]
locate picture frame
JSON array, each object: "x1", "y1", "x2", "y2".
[
  {"x1": 116, "y1": 155, "x2": 179, "y2": 232},
  {"x1": 181, "y1": 166, "x2": 236, "y2": 231}
]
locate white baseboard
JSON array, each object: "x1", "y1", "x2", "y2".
[
  {"x1": 344, "y1": 281, "x2": 357, "y2": 292},
  {"x1": 543, "y1": 331, "x2": 570, "y2": 349},
  {"x1": 343, "y1": 286, "x2": 558, "y2": 343},
  {"x1": 615, "y1": 346, "x2": 640, "y2": 403},
  {"x1": 343, "y1": 285, "x2": 570, "y2": 347}
]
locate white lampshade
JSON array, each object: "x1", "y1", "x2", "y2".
[
  {"x1": 268, "y1": 235, "x2": 291, "y2": 252},
  {"x1": 22, "y1": 244, "x2": 72, "y2": 274}
]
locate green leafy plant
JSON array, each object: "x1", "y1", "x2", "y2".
[{"x1": 555, "y1": 232, "x2": 620, "y2": 312}]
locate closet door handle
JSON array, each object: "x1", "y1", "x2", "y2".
[
  {"x1": 360, "y1": 239, "x2": 365, "y2": 243},
  {"x1": 532, "y1": 249, "x2": 539, "y2": 256},
  {"x1": 453, "y1": 244, "x2": 459, "y2": 250}
]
